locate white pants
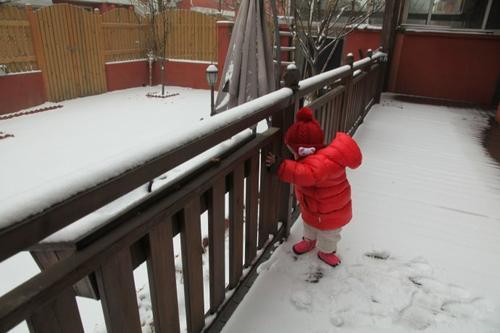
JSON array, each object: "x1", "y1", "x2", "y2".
[{"x1": 302, "y1": 219, "x2": 342, "y2": 253}]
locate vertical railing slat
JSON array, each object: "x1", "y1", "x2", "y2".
[
  {"x1": 267, "y1": 141, "x2": 281, "y2": 236},
  {"x1": 27, "y1": 289, "x2": 84, "y2": 333},
  {"x1": 180, "y1": 198, "x2": 205, "y2": 333},
  {"x1": 147, "y1": 215, "x2": 181, "y2": 333},
  {"x1": 228, "y1": 164, "x2": 244, "y2": 289},
  {"x1": 209, "y1": 177, "x2": 226, "y2": 312},
  {"x1": 326, "y1": 101, "x2": 334, "y2": 142},
  {"x1": 244, "y1": 154, "x2": 259, "y2": 267},
  {"x1": 96, "y1": 248, "x2": 142, "y2": 333},
  {"x1": 258, "y1": 145, "x2": 273, "y2": 249},
  {"x1": 340, "y1": 54, "x2": 354, "y2": 132}
]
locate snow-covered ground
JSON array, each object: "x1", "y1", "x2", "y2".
[
  {"x1": 2, "y1": 90, "x2": 499, "y2": 332},
  {"x1": 223, "y1": 96, "x2": 500, "y2": 333}
]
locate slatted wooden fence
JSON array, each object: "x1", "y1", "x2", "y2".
[
  {"x1": 101, "y1": 8, "x2": 149, "y2": 63},
  {"x1": 161, "y1": 10, "x2": 219, "y2": 61},
  {"x1": 34, "y1": 4, "x2": 107, "y2": 101},
  {"x1": 0, "y1": 5, "x2": 38, "y2": 73}
]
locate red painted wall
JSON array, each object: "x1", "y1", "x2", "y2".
[
  {"x1": 344, "y1": 28, "x2": 500, "y2": 107},
  {"x1": 105, "y1": 59, "x2": 215, "y2": 91},
  {"x1": 389, "y1": 31, "x2": 500, "y2": 107},
  {"x1": 0, "y1": 72, "x2": 46, "y2": 115},
  {"x1": 153, "y1": 60, "x2": 213, "y2": 90},
  {"x1": 343, "y1": 29, "x2": 381, "y2": 61},
  {"x1": 217, "y1": 21, "x2": 233, "y2": 89},
  {"x1": 105, "y1": 60, "x2": 149, "y2": 91}
]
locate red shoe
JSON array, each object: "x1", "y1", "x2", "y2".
[
  {"x1": 292, "y1": 238, "x2": 317, "y2": 255},
  {"x1": 318, "y1": 251, "x2": 341, "y2": 267}
]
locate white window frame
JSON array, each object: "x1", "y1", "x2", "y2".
[{"x1": 401, "y1": 0, "x2": 499, "y2": 33}]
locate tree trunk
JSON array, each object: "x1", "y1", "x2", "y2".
[{"x1": 161, "y1": 59, "x2": 165, "y2": 96}]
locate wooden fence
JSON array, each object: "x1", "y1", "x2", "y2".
[
  {"x1": 0, "y1": 5, "x2": 38, "y2": 73},
  {"x1": 101, "y1": 8, "x2": 149, "y2": 63},
  {"x1": 35, "y1": 4, "x2": 107, "y2": 101},
  {"x1": 162, "y1": 10, "x2": 219, "y2": 61},
  {"x1": 0, "y1": 51, "x2": 386, "y2": 333},
  {"x1": 0, "y1": 5, "x2": 219, "y2": 101}
]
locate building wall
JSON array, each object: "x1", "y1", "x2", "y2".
[
  {"x1": 343, "y1": 29, "x2": 381, "y2": 61},
  {"x1": 388, "y1": 31, "x2": 500, "y2": 107},
  {"x1": 344, "y1": 29, "x2": 500, "y2": 107}
]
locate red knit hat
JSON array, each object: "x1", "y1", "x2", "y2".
[{"x1": 284, "y1": 107, "x2": 324, "y2": 156}]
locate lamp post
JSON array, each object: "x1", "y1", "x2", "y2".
[{"x1": 206, "y1": 64, "x2": 218, "y2": 116}]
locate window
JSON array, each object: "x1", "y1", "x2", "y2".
[{"x1": 404, "y1": 0, "x2": 499, "y2": 31}]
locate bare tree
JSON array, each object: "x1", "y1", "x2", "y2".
[
  {"x1": 133, "y1": 0, "x2": 180, "y2": 96},
  {"x1": 278, "y1": 0, "x2": 384, "y2": 79}
]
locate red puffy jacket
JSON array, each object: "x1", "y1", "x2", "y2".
[{"x1": 277, "y1": 132, "x2": 362, "y2": 230}]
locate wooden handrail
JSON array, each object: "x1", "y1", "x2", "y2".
[
  {"x1": 296, "y1": 51, "x2": 386, "y2": 99},
  {"x1": 0, "y1": 89, "x2": 292, "y2": 263}
]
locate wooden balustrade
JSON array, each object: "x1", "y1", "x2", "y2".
[{"x1": 0, "y1": 51, "x2": 386, "y2": 333}]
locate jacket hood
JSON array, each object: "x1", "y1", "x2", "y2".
[{"x1": 321, "y1": 132, "x2": 362, "y2": 169}]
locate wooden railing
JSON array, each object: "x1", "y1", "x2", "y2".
[{"x1": 0, "y1": 51, "x2": 386, "y2": 333}]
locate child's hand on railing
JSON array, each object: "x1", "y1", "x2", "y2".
[
  {"x1": 265, "y1": 152, "x2": 277, "y2": 167},
  {"x1": 265, "y1": 152, "x2": 282, "y2": 174}
]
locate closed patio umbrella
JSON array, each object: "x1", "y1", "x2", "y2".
[{"x1": 214, "y1": 0, "x2": 276, "y2": 114}]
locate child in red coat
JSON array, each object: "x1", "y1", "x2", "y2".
[{"x1": 266, "y1": 107, "x2": 362, "y2": 267}]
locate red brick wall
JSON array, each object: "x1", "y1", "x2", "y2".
[
  {"x1": 0, "y1": 72, "x2": 46, "y2": 115},
  {"x1": 153, "y1": 60, "x2": 213, "y2": 90},
  {"x1": 105, "y1": 59, "x2": 214, "y2": 91},
  {"x1": 217, "y1": 21, "x2": 233, "y2": 89},
  {"x1": 105, "y1": 60, "x2": 149, "y2": 91},
  {"x1": 343, "y1": 29, "x2": 381, "y2": 61},
  {"x1": 343, "y1": 29, "x2": 500, "y2": 107},
  {"x1": 388, "y1": 31, "x2": 500, "y2": 107}
]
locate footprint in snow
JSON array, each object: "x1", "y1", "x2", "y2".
[
  {"x1": 290, "y1": 290, "x2": 313, "y2": 311},
  {"x1": 305, "y1": 268, "x2": 324, "y2": 283},
  {"x1": 325, "y1": 252, "x2": 490, "y2": 331},
  {"x1": 364, "y1": 250, "x2": 391, "y2": 260}
]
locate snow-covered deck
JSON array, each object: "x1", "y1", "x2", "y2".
[{"x1": 223, "y1": 95, "x2": 500, "y2": 332}]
